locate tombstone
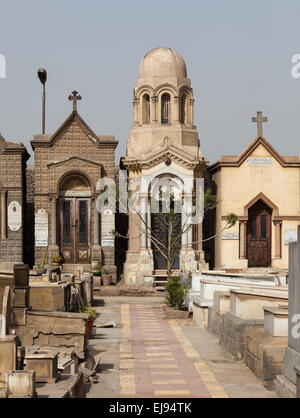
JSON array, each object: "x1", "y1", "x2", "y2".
[
  {"x1": 13, "y1": 265, "x2": 29, "y2": 287},
  {"x1": 81, "y1": 273, "x2": 93, "y2": 307},
  {"x1": 275, "y1": 225, "x2": 300, "y2": 397},
  {"x1": 285, "y1": 225, "x2": 300, "y2": 378},
  {"x1": 6, "y1": 370, "x2": 37, "y2": 398},
  {"x1": 1, "y1": 286, "x2": 11, "y2": 336}
]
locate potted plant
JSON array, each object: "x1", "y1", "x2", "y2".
[
  {"x1": 92, "y1": 256, "x2": 100, "y2": 270},
  {"x1": 35, "y1": 247, "x2": 48, "y2": 275},
  {"x1": 80, "y1": 306, "x2": 97, "y2": 339},
  {"x1": 92, "y1": 263, "x2": 102, "y2": 277},
  {"x1": 102, "y1": 268, "x2": 112, "y2": 286},
  {"x1": 51, "y1": 255, "x2": 62, "y2": 267},
  {"x1": 35, "y1": 264, "x2": 46, "y2": 275}
]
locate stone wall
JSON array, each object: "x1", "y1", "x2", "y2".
[
  {"x1": 14, "y1": 310, "x2": 89, "y2": 359},
  {"x1": 24, "y1": 165, "x2": 35, "y2": 267},
  {"x1": 0, "y1": 141, "x2": 29, "y2": 265},
  {"x1": 32, "y1": 112, "x2": 117, "y2": 268}
]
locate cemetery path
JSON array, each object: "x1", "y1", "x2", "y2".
[{"x1": 87, "y1": 297, "x2": 277, "y2": 398}]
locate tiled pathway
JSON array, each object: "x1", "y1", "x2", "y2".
[{"x1": 119, "y1": 304, "x2": 228, "y2": 398}]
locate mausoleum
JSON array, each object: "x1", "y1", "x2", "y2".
[
  {"x1": 208, "y1": 113, "x2": 300, "y2": 270},
  {"x1": 31, "y1": 92, "x2": 118, "y2": 273}
]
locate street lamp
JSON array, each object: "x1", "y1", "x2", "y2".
[{"x1": 37, "y1": 68, "x2": 47, "y2": 134}]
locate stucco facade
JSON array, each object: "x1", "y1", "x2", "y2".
[
  {"x1": 208, "y1": 136, "x2": 300, "y2": 270},
  {"x1": 122, "y1": 48, "x2": 208, "y2": 286}
]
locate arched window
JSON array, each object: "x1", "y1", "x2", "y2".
[
  {"x1": 142, "y1": 94, "x2": 150, "y2": 124},
  {"x1": 180, "y1": 94, "x2": 187, "y2": 124},
  {"x1": 161, "y1": 93, "x2": 170, "y2": 124}
]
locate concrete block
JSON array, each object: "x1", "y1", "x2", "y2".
[
  {"x1": 11, "y1": 307, "x2": 27, "y2": 326},
  {"x1": 13, "y1": 287, "x2": 30, "y2": 308},
  {"x1": 230, "y1": 289, "x2": 288, "y2": 320},
  {"x1": 0, "y1": 335, "x2": 16, "y2": 384},
  {"x1": 6, "y1": 370, "x2": 36, "y2": 398},
  {"x1": 30, "y1": 285, "x2": 65, "y2": 311},
  {"x1": 25, "y1": 351, "x2": 59, "y2": 383},
  {"x1": 264, "y1": 307, "x2": 288, "y2": 337}
]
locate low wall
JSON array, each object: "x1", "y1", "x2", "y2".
[
  {"x1": 14, "y1": 311, "x2": 89, "y2": 359},
  {"x1": 30, "y1": 285, "x2": 65, "y2": 311},
  {"x1": 244, "y1": 328, "x2": 287, "y2": 389}
]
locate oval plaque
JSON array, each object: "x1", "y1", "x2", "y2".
[
  {"x1": 285, "y1": 230, "x2": 298, "y2": 245},
  {"x1": 8, "y1": 201, "x2": 22, "y2": 232}
]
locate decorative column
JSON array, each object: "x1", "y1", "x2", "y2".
[
  {"x1": 151, "y1": 96, "x2": 158, "y2": 124},
  {"x1": 48, "y1": 194, "x2": 59, "y2": 260},
  {"x1": 173, "y1": 96, "x2": 180, "y2": 124},
  {"x1": 274, "y1": 220, "x2": 282, "y2": 259},
  {"x1": 147, "y1": 196, "x2": 151, "y2": 249},
  {"x1": 1, "y1": 190, "x2": 6, "y2": 240},
  {"x1": 92, "y1": 196, "x2": 102, "y2": 262},
  {"x1": 133, "y1": 99, "x2": 139, "y2": 124},
  {"x1": 185, "y1": 193, "x2": 193, "y2": 248},
  {"x1": 128, "y1": 177, "x2": 141, "y2": 252},
  {"x1": 50, "y1": 196, "x2": 57, "y2": 246},
  {"x1": 239, "y1": 220, "x2": 247, "y2": 259},
  {"x1": 181, "y1": 208, "x2": 188, "y2": 249},
  {"x1": 94, "y1": 200, "x2": 99, "y2": 246},
  {"x1": 189, "y1": 98, "x2": 195, "y2": 126},
  {"x1": 140, "y1": 194, "x2": 147, "y2": 249}
]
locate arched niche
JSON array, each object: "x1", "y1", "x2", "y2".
[{"x1": 59, "y1": 173, "x2": 92, "y2": 197}]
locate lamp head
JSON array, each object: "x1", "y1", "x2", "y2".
[{"x1": 37, "y1": 68, "x2": 47, "y2": 85}]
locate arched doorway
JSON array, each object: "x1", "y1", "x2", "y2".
[
  {"x1": 247, "y1": 199, "x2": 272, "y2": 267},
  {"x1": 150, "y1": 175, "x2": 182, "y2": 270},
  {"x1": 59, "y1": 173, "x2": 91, "y2": 264}
]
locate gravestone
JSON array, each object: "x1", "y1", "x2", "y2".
[
  {"x1": 1, "y1": 286, "x2": 11, "y2": 336},
  {"x1": 7, "y1": 201, "x2": 22, "y2": 232},
  {"x1": 285, "y1": 225, "x2": 300, "y2": 381},
  {"x1": 35, "y1": 209, "x2": 48, "y2": 248},
  {"x1": 13, "y1": 265, "x2": 29, "y2": 287},
  {"x1": 275, "y1": 225, "x2": 300, "y2": 397}
]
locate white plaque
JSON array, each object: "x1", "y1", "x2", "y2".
[
  {"x1": 248, "y1": 158, "x2": 273, "y2": 167},
  {"x1": 101, "y1": 239, "x2": 114, "y2": 247},
  {"x1": 35, "y1": 209, "x2": 48, "y2": 247},
  {"x1": 285, "y1": 230, "x2": 298, "y2": 245},
  {"x1": 8, "y1": 201, "x2": 22, "y2": 232},
  {"x1": 101, "y1": 209, "x2": 115, "y2": 243},
  {"x1": 222, "y1": 233, "x2": 239, "y2": 240}
]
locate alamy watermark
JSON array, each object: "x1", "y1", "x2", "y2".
[
  {"x1": 291, "y1": 54, "x2": 300, "y2": 79},
  {"x1": 95, "y1": 171, "x2": 205, "y2": 224},
  {"x1": 0, "y1": 54, "x2": 6, "y2": 79},
  {"x1": 292, "y1": 314, "x2": 300, "y2": 339}
]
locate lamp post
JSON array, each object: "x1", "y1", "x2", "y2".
[{"x1": 37, "y1": 68, "x2": 47, "y2": 134}]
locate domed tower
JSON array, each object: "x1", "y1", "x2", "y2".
[
  {"x1": 122, "y1": 48, "x2": 208, "y2": 286},
  {"x1": 126, "y1": 47, "x2": 201, "y2": 159}
]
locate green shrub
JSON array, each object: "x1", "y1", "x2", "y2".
[
  {"x1": 80, "y1": 306, "x2": 97, "y2": 320},
  {"x1": 164, "y1": 276, "x2": 187, "y2": 310}
]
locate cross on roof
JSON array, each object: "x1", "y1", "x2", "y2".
[
  {"x1": 68, "y1": 90, "x2": 82, "y2": 111},
  {"x1": 252, "y1": 111, "x2": 268, "y2": 137}
]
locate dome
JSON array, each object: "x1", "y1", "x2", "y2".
[{"x1": 139, "y1": 48, "x2": 187, "y2": 78}]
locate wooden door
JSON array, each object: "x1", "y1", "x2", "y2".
[
  {"x1": 247, "y1": 200, "x2": 272, "y2": 267},
  {"x1": 60, "y1": 198, "x2": 90, "y2": 264},
  {"x1": 151, "y1": 212, "x2": 181, "y2": 270}
]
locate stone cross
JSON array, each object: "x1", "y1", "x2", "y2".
[
  {"x1": 252, "y1": 111, "x2": 268, "y2": 137},
  {"x1": 68, "y1": 90, "x2": 82, "y2": 111}
]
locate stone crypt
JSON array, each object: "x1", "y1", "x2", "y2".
[
  {"x1": 122, "y1": 48, "x2": 208, "y2": 286},
  {"x1": 31, "y1": 92, "x2": 118, "y2": 273}
]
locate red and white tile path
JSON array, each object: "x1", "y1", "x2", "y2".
[{"x1": 119, "y1": 304, "x2": 228, "y2": 398}]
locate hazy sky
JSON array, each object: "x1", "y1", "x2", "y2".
[{"x1": 0, "y1": 0, "x2": 300, "y2": 164}]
